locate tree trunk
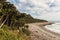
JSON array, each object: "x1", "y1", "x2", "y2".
[
  {"x1": 0, "y1": 14, "x2": 5, "y2": 24},
  {"x1": 0, "y1": 15, "x2": 8, "y2": 28}
]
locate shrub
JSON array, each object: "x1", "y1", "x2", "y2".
[
  {"x1": 24, "y1": 25, "x2": 29, "y2": 28},
  {"x1": 22, "y1": 28, "x2": 30, "y2": 36}
]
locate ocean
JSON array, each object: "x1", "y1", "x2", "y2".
[{"x1": 45, "y1": 22, "x2": 60, "y2": 34}]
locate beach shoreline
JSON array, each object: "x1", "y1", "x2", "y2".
[{"x1": 27, "y1": 22, "x2": 60, "y2": 40}]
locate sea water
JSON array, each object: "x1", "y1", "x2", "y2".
[{"x1": 45, "y1": 22, "x2": 60, "y2": 34}]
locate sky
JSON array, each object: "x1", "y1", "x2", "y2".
[{"x1": 7, "y1": 0, "x2": 60, "y2": 21}]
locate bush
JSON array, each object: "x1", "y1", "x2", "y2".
[
  {"x1": 24, "y1": 25, "x2": 29, "y2": 28},
  {"x1": 22, "y1": 28, "x2": 30, "y2": 36}
]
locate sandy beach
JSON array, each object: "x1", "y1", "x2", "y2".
[{"x1": 26, "y1": 22, "x2": 60, "y2": 40}]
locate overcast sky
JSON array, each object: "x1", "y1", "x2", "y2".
[{"x1": 7, "y1": 0, "x2": 60, "y2": 21}]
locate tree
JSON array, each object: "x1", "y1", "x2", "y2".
[
  {"x1": 0, "y1": 0, "x2": 6, "y2": 2},
  {"x1": 0, "y1": 2, "x2": 17, "y2": 28}
]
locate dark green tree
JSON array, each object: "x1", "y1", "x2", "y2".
[{"x1": 0, "y1": 0, "x2": 6, "y2": 2}]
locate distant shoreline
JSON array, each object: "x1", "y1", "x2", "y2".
[{"x1": 41, "y1": 22, "x2": 60, "y2": 36}]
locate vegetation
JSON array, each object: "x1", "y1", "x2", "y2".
[
  {"x1": 0, "y1": 25, "x2": 30, "y2": 40},
  {"x1": 22, "y1": 28, "x2": 30, "y2": 36},
  {"x1": 0, "y1": 0, "x2": 48, "y2": 40},
  {"x1": 0, "y1": 29, "x2": 18, "y2": 40},
  {"x1": 0, "y1": 0, "x2": 47, "y2": 28}
]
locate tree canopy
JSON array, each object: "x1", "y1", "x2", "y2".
[
  {"x1": 0, "y1": 0, "x2": 47, "y2": 29},
  {"x1": 0, "y1": 0, "x2": 6, "y2": 2}
]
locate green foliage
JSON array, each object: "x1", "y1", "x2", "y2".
[
  {"x1": 0, "y1": 29, "x2": 18, "y2": 40},
  {"x1": 24, "y1": 25, "x2": 29, "y2": 28},
  {"x1": 1, "y1": 25, "x2": 30, "y2": 40},
  {"x1": 0, "y1": 0, "x2": 6, "y2": 2},
  {"x1": 2, "y1": 25, "x2": 10, "y2": 30},
  {"x1": 0, "y1": 0, "x2": 47, "y2": 28},
  {"x1": 2, "y1": 25, "x2": 15, "y2": 30},
  {"x1": 0, "y1": 25, "x2": 30, "y2": 40},
  {"x1": 22, "y1": 28, "x2": 30, "y2": 36}
]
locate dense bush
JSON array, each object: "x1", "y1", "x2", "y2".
[{"x1": 22, "y1": 28, "x2": 30, "y2": 36}]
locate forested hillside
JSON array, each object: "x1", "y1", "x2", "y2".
[
  {"x1": 0, "y1": 0, "x2": 48, "y2": 40},
  {"x1": 0, "y1": 0, "x2": 47, "y2": 28}
]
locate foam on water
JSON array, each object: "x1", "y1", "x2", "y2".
[{"x1": 45, "y1": 23, "x2": 60, "y2": 34}]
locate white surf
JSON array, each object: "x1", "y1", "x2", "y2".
[{"x1": 45, "y1": 23, "x2": 60, "y2": 34}]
